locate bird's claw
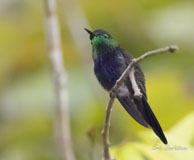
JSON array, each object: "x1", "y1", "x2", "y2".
[{"x1": 109, "y1": 89, "x2": 117, "y2": 98}]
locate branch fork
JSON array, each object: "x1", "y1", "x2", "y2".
[{"x1": 102, "y1": 45, "x2": 179, "y2": 160}]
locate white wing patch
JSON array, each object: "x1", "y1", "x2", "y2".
[{"x1": 118, "y1": 84, "x2": 129, "y2": 97}]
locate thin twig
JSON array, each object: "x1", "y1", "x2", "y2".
[
  {"x1": 129, "y1": 67, "x2": 142, "y2": 97},
  {"x1": 44, "y1": 0, "x2": 75, "y2": 160},
  {"x1": 102, "y1": 98, "x2": 115, "y2": 160},
  {"x1": 102, "y1": 45, "x2": 179, "y2": 160}
]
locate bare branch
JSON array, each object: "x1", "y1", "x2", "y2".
[
  {"x1": 102, "y1": 98, "x2": 115, "y2": 160},
  {"x1": 102, "y1": 45, "x2": 179, "y2": 160},
  {"x1": 44, "y1": 0, "x2": 75, "y2": 160},
  {"x1": 111, "y1": 45, "x2": 178, "y2": 96}
]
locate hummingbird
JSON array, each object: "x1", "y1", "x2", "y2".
[{"x1": 85, "y1": 28, "x2": 167, "y2": 144}]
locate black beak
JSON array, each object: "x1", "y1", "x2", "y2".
[{"x1": 84, "y1": 28, "x2": 95, "y2": 40}]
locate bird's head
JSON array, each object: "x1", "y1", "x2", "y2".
[{"x1": 85, "y1": 28, "x2": 118, "y2": 52}]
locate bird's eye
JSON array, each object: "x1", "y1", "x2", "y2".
[{"x1": 104, "y1": 34, "x2": 109, "y2": 38}]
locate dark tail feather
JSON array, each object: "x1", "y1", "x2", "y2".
[
  {"x1": 141, "y1": 96, "x2": 168, "y2": 144},
  {"x1": 118, "y1": 95, "x2": 168, "y2": 144}
]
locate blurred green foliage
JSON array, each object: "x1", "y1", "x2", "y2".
[
  {"x1": 111, "y1": 112, "x2": 194, "y2": 160},
  {"x1": 0, "y1": 0, "x2": 194, "y2": 160}
]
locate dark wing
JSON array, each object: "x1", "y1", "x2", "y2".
[
  {"x1": 134, "y1": 64, "x2": 147, "y2": 98},
  {"x1": 117, "y1": 49, "x2": 167, "y2": 144},
  {"x1": 121, "y1": 49, "x2": 147, "y2": 98},
  {"x1": 117, "y1": 95, "x2": 150, "y2": 128}
]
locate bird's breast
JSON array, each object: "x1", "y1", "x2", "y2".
[{"x1": 94, "y1": 53, "x2": 125, "y2": 91}]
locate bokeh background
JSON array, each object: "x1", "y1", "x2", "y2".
[{"x1": 0, "y1": 0, "x2": 194, "y2": 160}]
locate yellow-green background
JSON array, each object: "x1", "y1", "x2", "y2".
[{"x1": 0, "y1": 0, "x2": 194, "y2": 159}]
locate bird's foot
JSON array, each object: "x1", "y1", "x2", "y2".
[{"x1": 109, "y1": 89, "x2": 117, "y2": 98}]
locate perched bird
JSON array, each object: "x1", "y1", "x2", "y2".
[{"x1": 85, "y1": 28, "x2": 167, "y2": 144}]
